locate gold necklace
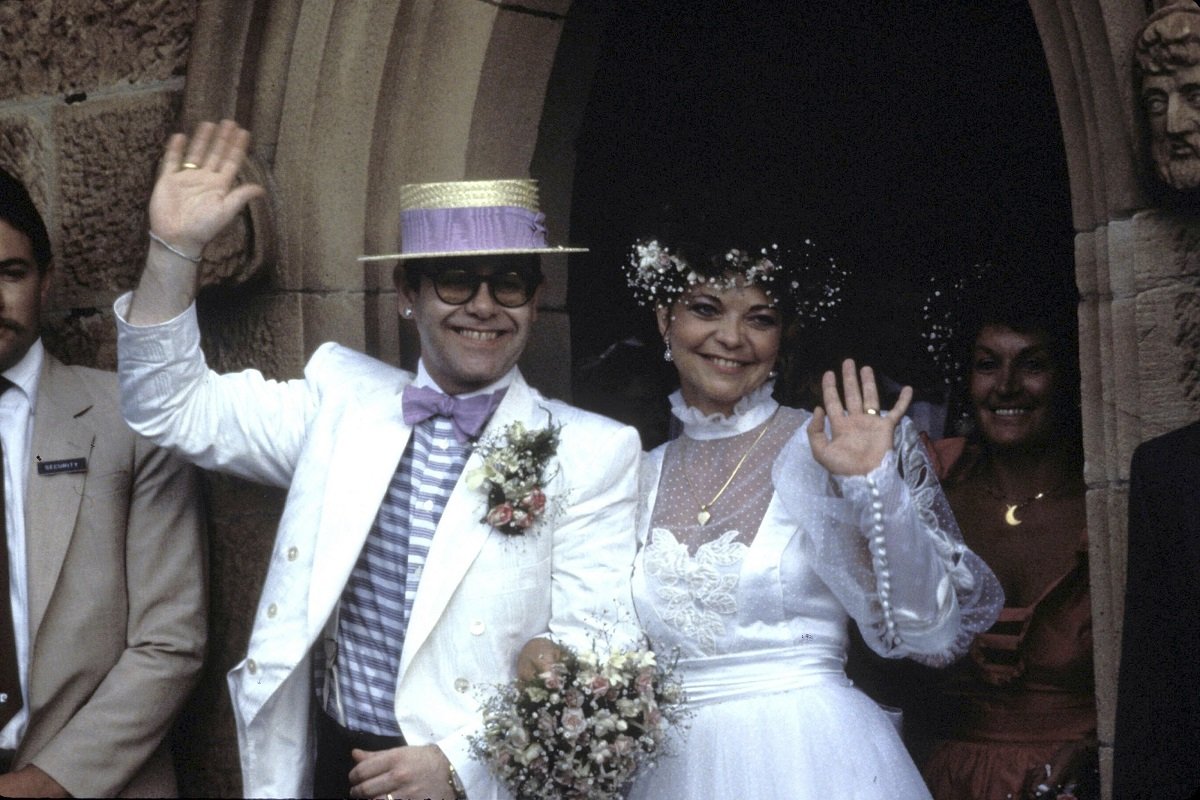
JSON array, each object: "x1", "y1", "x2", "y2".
[
  {"x1": 697, "y1": 417, "x2": 772, "y2": 526},
  {"x1": 984, "y1": 476, "x2": 1070, "y2": 527}
]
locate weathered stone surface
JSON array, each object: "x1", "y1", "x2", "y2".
[
  {"x1": 520, "y1": 309, "x2": 571, "y2": 401},
  {"x1": 174, "y1": 471, "x2": 284, "y2": 799},
  {"x1": 301, "y1": 290, "x2": 368, "y2": 356},
  {"x1": 1078, "y1": 297, "x2": 1106, "y2": 486},
  {"x1": 363, "y1": 268, "x2": 402, "y2": 366},
  {"x1": 197, "y1": 289, "x2": 305, "y2": 379},
  {"x1": 1110, "y1": 296, "x2": 1140, "y2": 479},
  {"x1": 1088, "y1": 486, "x2": 1119, "y2": 747},
  {"x1": 41, "y1": 305, "x2": 118, "y2": 370},
  {"x1": 54, "y1": 93, "x2": 182, "y2": 303},
  {"x1": 0, "y1": 0, "x2": 194, "y2": 101},
  {"x1": 1107, "y1": 218, "x2": 1135, "y2": 298},
  {"x1": 1097, "y1": 300, "x2": 1119, "y2": 482},
  {"x1": 1074, "y1": 226, "x2": 1099, "y2": 297},
  {"x1": 539, "y1": 254, "x2": 569, "y2": 310},
  {"x1": 0, "y1": 113, "x2": 51, "y2": 222},
  {"x1": 1133, "y1": 208, "x2": 1200, "y2": 290},
  {"x1": 1135, "y1": 283, "x2": 1200, "y2": 438}
]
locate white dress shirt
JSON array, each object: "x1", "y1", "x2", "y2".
[{"x1": 0, "y1": 338, "x2": 44, "y2": 750}]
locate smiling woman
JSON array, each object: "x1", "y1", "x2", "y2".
[
  {"x1": 907, "y1": 273, "x2": 1097, "y2": 800},
  {"x1": 618, "y1": 234, "x2": 1003, "y2": 800},
  {"x1": 656, "y1": 280, "x2": 782, "y2": 418}
]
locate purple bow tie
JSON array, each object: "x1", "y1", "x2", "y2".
[{"x1": 401, "y1": 384, "x2": 506, "y2": 443}]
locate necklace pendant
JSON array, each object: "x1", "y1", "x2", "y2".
[
  {"x1": 697, "y1": 508, "x2": 712, "y2": 526},
  {"x1": 1004, "y1": 504, "x2": 1023, "y2": 527}
]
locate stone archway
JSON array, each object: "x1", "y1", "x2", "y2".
[
  {"x1": 121, "y1": 1, "x2": 1192, "y2": 795},
  {"x1": 1030, "y1": 1, "x2": 1200, "y2": 794},
  {"x1": 180, "y1": 0, "x2": 585, "y2": 395}
]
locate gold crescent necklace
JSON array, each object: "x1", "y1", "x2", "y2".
[
  {"x1": 697, "y1": 415, "x2": 774, "y2": 526},
  {"x1": 985, "y1": 475, "x2": 1069, "y2": 527}
]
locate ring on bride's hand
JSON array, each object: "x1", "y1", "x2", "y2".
[
  {"x1": 865, "y1": 408, "x2": 879, "y2": 415},
  {"x1": 180, "y1": 162, "x2": 200, "y2": 170}
]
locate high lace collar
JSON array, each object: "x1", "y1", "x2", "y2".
[{"x1": 669, "y1": 381, "x2": 780, "y2": 440}]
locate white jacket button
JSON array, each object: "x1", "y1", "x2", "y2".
[
  {"x1": 454, "y1": 678, "x2": 470, "y2": 693},
  {"x1": 470, "y1": 620, "x2": 485, "y2": 635},
  {"x1": 247, "y1": 658, "x2": 258, "y2": 675}
]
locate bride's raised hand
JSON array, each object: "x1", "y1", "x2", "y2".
[
  {"x1": 808, "y1": 359, "x2": 912, "y2": 476},
  {"x1": 147, "y1": 119, "x2": 265, "y2": 259}
]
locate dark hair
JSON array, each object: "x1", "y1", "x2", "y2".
[
  {"x1": 0, "y1": 167, "x2": 51, "y2": 273},
  {"x1": 394, "y1": 254, "x2": 543, "y2": 293},
  {"x1": 951, "y1": 259, "x2": 1083, "y2": 452},
  {"x1": 647, "y1": 238, "x2": 810, "y2": 322}
]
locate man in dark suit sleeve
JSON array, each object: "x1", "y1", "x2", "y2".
[{"x1": 1113, "y1": 420, "x2": 1200, "y2": 799}]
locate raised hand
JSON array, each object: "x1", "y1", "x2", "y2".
[
  {"x1": 808, "y1": 359, "x2": 912, "y2": 476},
  {"x1": 130, "y1": 120, "x2": 266, "y2": 324},
  {"x1": 148, "y1": 119, "x2": 264, "y2": 259}
]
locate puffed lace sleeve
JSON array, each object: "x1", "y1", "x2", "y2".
[{"x1": 771, "y1": 416, "x2": 1002, "y2": 666}]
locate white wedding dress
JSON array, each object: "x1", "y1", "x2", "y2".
[{"x1": 629, "y1": 385, "x2": 1002, "y2": 800}]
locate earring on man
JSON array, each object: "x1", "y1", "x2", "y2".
[{"x1": 402, "y1": 307, "x2": 413, "y2": 319}]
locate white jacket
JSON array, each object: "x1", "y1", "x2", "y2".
[{"x1": 116, "y1": 301, "x2": 641, "y2": 799}]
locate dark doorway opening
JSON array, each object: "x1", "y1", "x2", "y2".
[{"x1": 566, "y1": 2, "x2": 1072, "y2": 448}]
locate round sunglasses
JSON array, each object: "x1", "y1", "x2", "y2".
[{"x1": 426, "y1": 269, "x2": 538, "y2": 308}]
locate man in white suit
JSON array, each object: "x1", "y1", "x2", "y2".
[{"x1": 116, "y1": 121, "x2": 641, "y2": 799}]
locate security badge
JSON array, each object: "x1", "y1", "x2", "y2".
[{"x1": 37, "y1": 457, "x2": 88, "y2": 476}]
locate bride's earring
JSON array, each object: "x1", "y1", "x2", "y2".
[
  {"x1": 402, "y1": 307, "x2": 414, "y2": 319},
  {"x1": 663, "y1": 337, "x2": 673, "y2": 362}
]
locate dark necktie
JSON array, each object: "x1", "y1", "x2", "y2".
[
  {"x1": 401, "y1": 384, "x2": 505, "y2": 443},
  {"x1": 0, "y1": 379, "x2": 21, "y2": 730}
]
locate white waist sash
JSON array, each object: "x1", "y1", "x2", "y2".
[{"x1": 675, "y1": 644, "x2": 850, "y2": 708}]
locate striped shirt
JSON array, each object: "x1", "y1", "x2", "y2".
[{"x1": 327, "y1": 415, "x2": 471, "y2": 735}]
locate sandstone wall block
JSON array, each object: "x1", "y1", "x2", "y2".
[
  {"x1": 54, "y1": 92, "x2": 182, "y2": 302},
  {"x1": 0, "y1": 113, "x2": 50, "y2": 218},
  {"x1": 0, "y1": 0, "x2": 193, "y2": 101},
  {"x1": 198, "y1": 289, "x2": 305, "y2": 379}
]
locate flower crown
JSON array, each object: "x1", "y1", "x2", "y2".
[{"x1": 624, "y1": 238, "x2": 847, "y2": 326}]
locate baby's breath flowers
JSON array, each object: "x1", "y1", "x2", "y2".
[
  {"x1": 470, "y1": 645, "x2": 687, "y2": 800},
  {"x1": 624, "y1": 237, "x2": 847, "y2": 332}
]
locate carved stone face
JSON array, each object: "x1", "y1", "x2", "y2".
[{"x1": 1142, "y1": 62, "x2": 1200, "y2": 190}]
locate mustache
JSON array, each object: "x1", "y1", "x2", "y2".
[{"x1": 0, "y1": 319, "x2": 29, "y2": 335}]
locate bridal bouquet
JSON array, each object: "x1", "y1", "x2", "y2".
[{"x1": 470, "y1": 645, "x2": 686, "y2": 800}]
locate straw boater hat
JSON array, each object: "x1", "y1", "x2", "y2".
[{"x1": 358, "y1": 178, "x2": 587, "y2": 261}]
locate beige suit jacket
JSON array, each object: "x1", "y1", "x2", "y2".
[{"x1": 11, "y1": 354, "x2": 206, "y2": 797}]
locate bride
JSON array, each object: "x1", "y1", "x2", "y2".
[{"x1": 621, "y1": 238, "x2": 1002, "y2": 800}]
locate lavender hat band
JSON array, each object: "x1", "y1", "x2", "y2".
[
  {"x1": 357, "y1": 178, "x2": 587, "y2": 261},
  {"x1": 401, "y1": 206, "x2": 548, "y2": 255}
]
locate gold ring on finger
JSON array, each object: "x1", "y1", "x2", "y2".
[
  {"x1": 865, "y1": 408, "x2": 879, "y2": 415},
  {"x1": 181, "y1": 162, "x2": 200, "y2": 170}
]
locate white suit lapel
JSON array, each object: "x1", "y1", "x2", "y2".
[
  {"x1": 399, "y1": 375, "x2": 537, "y2": 675},
  {"x1": 307, "y1": 385, "x2": 413, "y2": 633}
]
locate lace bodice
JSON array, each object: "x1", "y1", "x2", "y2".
[{"x1": 633, "y1": 385, "x2": 1004, "y2": 666}]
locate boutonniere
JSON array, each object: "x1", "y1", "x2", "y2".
[{"x1": 466, "y1": 415, "x2": 562, "y2": 535}]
